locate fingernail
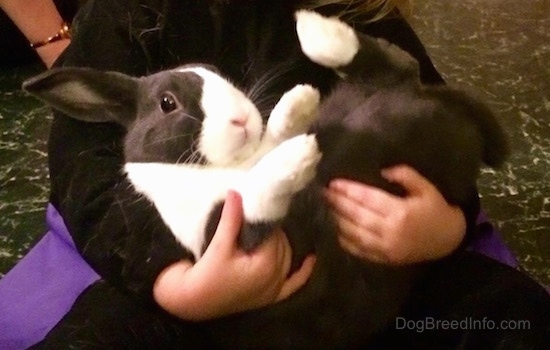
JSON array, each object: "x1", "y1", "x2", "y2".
[
  {"x1": 381, "y1": 168, "x2": 394, "y2": 180},
  {"x1": 226, "y1": 189, "x2": 243, "y2": 204},
  {"x1": 226, "y1": 189, "x2": 237, "y2": 200},
  {"x1": 328, "y1": 179, "x2": 342, "y2": 190}
]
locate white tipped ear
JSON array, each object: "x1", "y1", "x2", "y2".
[
  {"x1": 295, "y1": 10, "x2": 359, "y2": 68},
  {"x1": 22, "y1": 67, "x2": 139, "y2": 127}
]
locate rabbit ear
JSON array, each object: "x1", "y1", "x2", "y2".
[
  {"x1": 22, "y1": 67, "x2": 139, "y2": 127},
  {"x1": 433, "y1": 87, "x2": 510, "y2": 168},
  {"x1": 454, "y1": 90, "x2": 510, "y2": 168},
  {"x1": 472, "y1": 103, "x2": 509, "y2": 168}
]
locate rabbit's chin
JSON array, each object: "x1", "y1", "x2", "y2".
[{"x1": 200, "y1": 126, "x2": 263, "y2": 167}]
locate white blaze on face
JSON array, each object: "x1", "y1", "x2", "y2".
[{"x1": 177, "y1": 67, "x2": 263, "y2": 167}]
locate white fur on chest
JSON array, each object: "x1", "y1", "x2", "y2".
[
  {"x1": 125, "y1": 133, "x2": 321, "y2": 262},
  {"x1": 125, "y1": 162, "x2": 242, "y2": 261}
]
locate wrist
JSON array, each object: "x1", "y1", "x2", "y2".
[
  {"x1": 29, "y1": 22, "x2": 71, "y2": 49},
  {"x1": 35, "y1": 38, "x2": 70, "y2": 68},
  {"x1": 29, "y1": 21, "x2": 71, "y2": 68}
]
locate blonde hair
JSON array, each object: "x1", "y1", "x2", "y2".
[{"x1": 304, "y1": 0, "x2": 411, "y2": 22}]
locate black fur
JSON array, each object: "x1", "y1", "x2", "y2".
[{"x1": 312, "y1": 33, "x2": 508, "y2": 208}]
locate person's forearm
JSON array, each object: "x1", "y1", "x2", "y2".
[
  {"x1": 1, "y1": 0, "x2": 65, "y2": 43},
  {"x1": 0, "y1": 0, "x2": 70, "y2": 67}
]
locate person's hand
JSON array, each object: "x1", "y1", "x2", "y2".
[
  {"x1": 153, "y1": 190, "x2": 316, "y2": 321},
  {"x1": 324, "y1": 165, "x2": 466, "y2": 265}
]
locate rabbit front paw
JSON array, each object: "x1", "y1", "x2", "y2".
[
  {"x1": 262, "y1": 134, "x2": 321, "y2": 193},
  {"x1": 240, "y1": 134, "x2": 321, "y2": 222},
  {"x1": 266, "y1": 84, "x2": 320, "y2": 142}
]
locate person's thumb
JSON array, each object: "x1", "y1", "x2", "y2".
[{"x1": 207, "y1": 190, "x2": 244, "y2": 252}]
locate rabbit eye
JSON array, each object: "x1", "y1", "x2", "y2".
[{"x1": 160, "y1": 93, "x2": 178, "y2": 113}]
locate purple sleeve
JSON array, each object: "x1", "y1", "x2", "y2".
[
  {"x1": 0, "y1": 204, "x2": 100, "y2": 350},
  {"x1": 471, "y1": 212, "x2": 518, "y2": 268}
]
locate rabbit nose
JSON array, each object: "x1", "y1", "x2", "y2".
[{"x1": 230, "y1": 116, "x2": 248, "y2": 127}]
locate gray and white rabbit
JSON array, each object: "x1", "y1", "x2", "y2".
[
  {"x1": 24, "y1": 64, "x2": 322, "y2": 261},
  {"x1": 24, "y1": 10, "x2": 550, "y2": 350}
]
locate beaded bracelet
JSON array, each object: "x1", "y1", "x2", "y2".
[{"x1": 30, "y1": 22, "x2": 71, "y2": 49}]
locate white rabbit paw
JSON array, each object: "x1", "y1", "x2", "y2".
[
  {"x1": 267, "y1": 84, "x2": 320, "y2": 142},
  {"x1": 295, "y1": 10, "x2": 359, "y2": 68},
  {"x1": 240, "y1": 134, "x2": 321, "y2": 222},
  {"x1": 262, "y1": 134, "x2": 321, "y2": 193}
]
